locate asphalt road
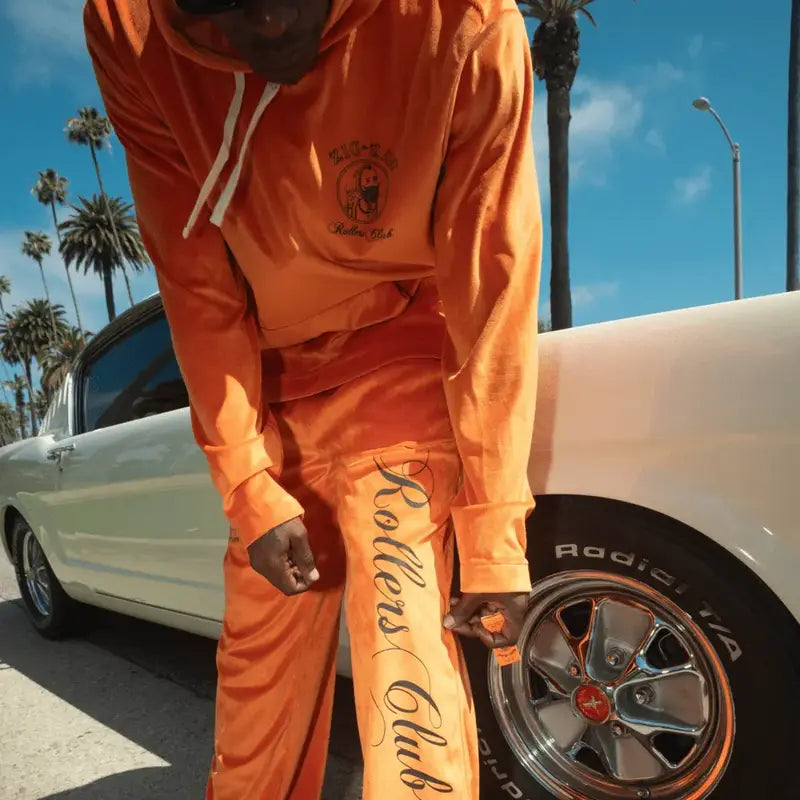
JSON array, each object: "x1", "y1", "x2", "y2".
[{"x1": 0, "y1": 557, "x2": 363, "y2": 800}]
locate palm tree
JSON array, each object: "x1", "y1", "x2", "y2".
[
  {"x1": 518, "y1": 1, "x2": 637, "y2": 329},
  {"x1": 41, "y1": 327, "x2": 92, "y2": 393},
  {"x1": 0, "y1": 360, "x2": 14, "y2": 407},
  {"x1": 66, "y1": 107, "x2": 137, "y2": 307},
  {"x1": 33, "y1": 168, "x2": 84, "y2": 330},
  {"x1": 34, "y1": 390, "x2": 51, "y2": 423},
  {"x1": 1, "y1": 301, "x2": 69, "y2": 435},
  {"x1": 518, "y1": 0, "x2": 597, "y2": 329},
  {"x1": 16, "y1": 299, "x2": 69, "y2": 363},
  {"x1": 21, "y1": 231, "x2": 58, "y2": 338},
  {"x1": 788, "y1": 0, "x2": 800, "y2": 293},
  {"x1": 0, "y1": 276, "x2": 36, "y2": 419},
  {"x1": 3, "y1": 376, "x2": 28, "y2": 440},
  {"x1": 0, "y1": 402, "x2": 18, "y2": 445},
  {"x1": 60, "y1": 195, "x2": 149, "y2": 322}
]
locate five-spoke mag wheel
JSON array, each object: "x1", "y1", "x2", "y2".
[{"x1": 488, "y1": 572, "x2": 735, "y2": 800}]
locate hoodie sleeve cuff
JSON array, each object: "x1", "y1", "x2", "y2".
[
  {"x1": 225, "y1": 469, "x2": 305, "y2": 548},
  {"x1": 451, "y1": 502, "x2": 533, "y2": 594}
]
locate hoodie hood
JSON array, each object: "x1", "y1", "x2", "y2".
[{"x1": 151, "y1": 0, "x2": 382, "y2": 72}]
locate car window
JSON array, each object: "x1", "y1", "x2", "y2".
[
  {"x1": 82, "y1": 312, "x2": 189, "y2": 433},
  {"x1": 39, "y1": 377, "x2": 71, "y2": 438}
]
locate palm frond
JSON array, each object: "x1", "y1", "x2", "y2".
[
  {"x1": 519, "y1": 0, "x2": 596, "y2": 22},
  {"x1": 59, "y1": 194, "x2": 149, "y2": 276},
  {"x1": 41, "y1": 327, "x2": 91, "y2": 391},
  {"x1": 0, "y1": 300, "x2": 68, "y2": 366},
  {"x1": 66, "y1": 106, "x2": 113, "y2": 150},
  {"x1": 32, "y1": 168, "x2": 69, "y2": 206},
  {"x1": 21, "y1": 231, "x2": 52, "y2": 265}
]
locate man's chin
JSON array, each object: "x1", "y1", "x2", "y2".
[{"x1": 248, "y1": 55, "x2": 318, "y2": 86}]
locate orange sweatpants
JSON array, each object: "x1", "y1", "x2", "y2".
[{"x1": 206, "y1": 359, "x2": 479, "y2": 800}]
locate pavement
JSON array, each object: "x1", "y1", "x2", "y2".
[{"x1": 0, "y1": 557, "x2": 363, "y2": 800}]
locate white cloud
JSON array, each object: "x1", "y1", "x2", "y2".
[
  {"x1": 688, "y1": 34, "x2": 704, "y2": 60},
  {"x1": 530, "y1": 51, "x2": 688, "y2": 197},
  {"x1": 533, "y1": 77, "x2": 644, "y2": 198},
  {"x1": 572, "y1": 281, "x2": 620, "y2": 309},
  {"x1": 673, "y1": 166, "x2": 712, "y2": 205},
  {"x1": 645, "y1": 128, "x2": 666, "y2": 153},
  {"x1": 3, "y1": 0, "x2": 87, "y2": 87},
  {"x1": 539, "y1": 281, "x2": 620, "y2": 320},
  {"x1": 571, "y1": 79, "x2": 644, "y2": 184},
  {"x1": 643, "y1": 61, "x2": 686, "y2": 91}
]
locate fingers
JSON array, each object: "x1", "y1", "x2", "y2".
[
  {"x1": 288, "y1": 527, "x2": 320, "y2": 590},
  {"x1": 443, "y1": 594, "x2": 482, "y2": 637}
]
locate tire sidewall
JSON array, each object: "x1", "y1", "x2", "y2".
[
  {"x1": 12, "y1": 518, "x2": 72, "y2": 637},
  {"x1": 466, "y1": 499, "x2": 800, "y2": 800}
]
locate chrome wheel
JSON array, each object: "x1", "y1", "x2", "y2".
[
  {"x1": 488, "y1": 572, "x2": 735, "y2": 800},
  {"x1": 21, "y1": 529, "x2": 52, "y2": 617}
]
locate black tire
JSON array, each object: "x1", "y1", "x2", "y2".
[
  {"x1": 12, "y1": 515, "x2": 80, "y2": 639},
  {"x1": 464, "y1": 496, "x2": 800, "y2": 800}
]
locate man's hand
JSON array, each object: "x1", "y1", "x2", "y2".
[
  {"x1": 247, "y1": 517, "x2": 320, "y2": 596},
  {"x1": 443, "y1": 592, "x2": 530, "y2": 649}
]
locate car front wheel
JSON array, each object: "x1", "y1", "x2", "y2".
[{"x1": 464, "y1": 496, "x2": 800, "y2": 800}]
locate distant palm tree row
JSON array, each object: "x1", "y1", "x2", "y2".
[{"x1": 0, "y1": 106, "x2": 150, "y2": 445}]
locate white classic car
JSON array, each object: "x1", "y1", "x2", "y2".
[{"x1": 2, "y1": 290, "x2": 798, "y2": 800}]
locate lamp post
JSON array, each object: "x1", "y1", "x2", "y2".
[{"x1": 692, "y1": 96, "x2": 743, "y2": 300}]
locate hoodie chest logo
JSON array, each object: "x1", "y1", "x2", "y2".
[{"x1": 328, "y1": 141, "x2": 398, "y2": 240}]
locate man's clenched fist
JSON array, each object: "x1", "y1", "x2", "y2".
[
  {"x1": 443, "y1": 592, "x2": 530, "y2": 649},
  {"x1": 248, "y1": 517, "x2": 320, "y2": 596}
]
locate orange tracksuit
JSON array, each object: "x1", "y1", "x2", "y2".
[{"x1": 85, "y1": 1, "x2": 542, "y2": 797}]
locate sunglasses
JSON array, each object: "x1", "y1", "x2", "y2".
[{"x1": 175, "y1": 0, "x2": 244, "y2": 13}]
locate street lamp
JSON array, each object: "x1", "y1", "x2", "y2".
[{"x1": 692, "y1": 96, "x2": 743, "y2": 300}]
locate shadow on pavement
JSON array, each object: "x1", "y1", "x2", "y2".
[
  {"x1": 39, "y1": 768, "x2": 189, "y2": 800},
  {"x1": 0, "y1": 598, "x2": 362, "y2": 799}
]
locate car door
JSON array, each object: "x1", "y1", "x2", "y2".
[{"x1": 47, "y1": 306, "x2": 227, "y2": 621}]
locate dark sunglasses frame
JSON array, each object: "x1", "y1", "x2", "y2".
[{"x1": 175, "y1": 0, "x2": 244, "y2": 14}]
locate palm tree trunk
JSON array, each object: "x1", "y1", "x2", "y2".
[
  {"x1": 103, "y1": 266, "x2": 116, "y2": 322},
  {"x1": 2, "y1": 361, "x2": 13, "y2": 405},
  {"x1": 51, "y1": 201, "x2": 84, "y2": 331},
  {"x1": 89, "y1": 142, "x2": 135, "y2": 307},
  {"x1": 37, "y1": 259, "x2": 59, "y2": 341},
  {"x1": 789, "y1": 0, "x2": 800, "y2": 292},
  {"x1": 15, "y1": 387, "x2": 27, "y2": 441},
  {"x1": 547, "y1": 82, "x2": 573, "y2": 330},
  {"x1": 121, "y1": 267, "x2": 135, "y2": 307},
  {"x1": 0, "y1": 362, "x2": 13, "y2": 407},
  {"x1": 24, "y1": 360, "x2": 37, "y2": 436}
]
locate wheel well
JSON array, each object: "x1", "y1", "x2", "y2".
[
  {"x1": 531, "y1": 494, "x2": 800, "y2": 634},
  {"x1": 2, "y1": 506, "x2": 23, "y2": 562}
]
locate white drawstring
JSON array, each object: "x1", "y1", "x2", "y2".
[
  {"x1": 210, "y1": 81, "x2": 279, "y2": 227},
  {"x1": 182, "y1": 74, "x2": 279, "y2": 238}
]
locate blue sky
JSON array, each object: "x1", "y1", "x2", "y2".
[{"x1": 0, "y1": 0, "x2": 792, "y2": 336}]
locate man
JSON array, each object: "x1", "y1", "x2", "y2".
[{"x1": 83, "y1": 1, "x2": 542, "y2": 798}]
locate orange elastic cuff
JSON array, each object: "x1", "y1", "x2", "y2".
[
  {"x1": 226, "y1": 469, "x2": 305, "y2": 548},
  {"x1": 459, "y1": 561, "x2": 532, "y2": 594},
  {"x1": 451, "y1": 501, "x2": 533, "y2": 594}
]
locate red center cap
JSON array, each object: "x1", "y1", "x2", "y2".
[{"x1": 574, "y1": 685, "x2": 612, "y2": 724}]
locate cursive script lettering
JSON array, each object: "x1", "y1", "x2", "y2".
[
  {"x1": 329, "y1": 221, "x2": 365, "y2": 237},
  {"x1": 369, "y1": 455, "x2": 453, "y2": 796}
]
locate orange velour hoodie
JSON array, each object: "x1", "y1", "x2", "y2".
[{"x1": 84, "y1": 0, "x2": 543, "y2": 594}]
